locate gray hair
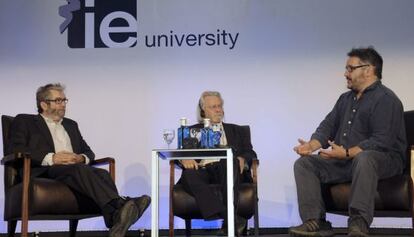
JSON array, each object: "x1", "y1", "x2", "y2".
[
  {"x1": 36, "y1": 83, "x2": 65, "y2": 113},
  {"x1": 197, "y1": 91, "x2": 224, "y2": 123}
]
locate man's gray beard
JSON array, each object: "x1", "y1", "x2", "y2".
[{"x1": 47, "y1": 108, "x2": 65, "y2": 119}]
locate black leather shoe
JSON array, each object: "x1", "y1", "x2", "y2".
[
  {"x1": 235, "y1": 216, "x2": 247, "y2": 236},
  {"x1": 217, "y1": 219, "x2": 227, "y2": 236},
  {"x1": 132, "y1": 195, "x2": 151, "y2": 219},
  {"x1": 216, "y1": 216, "x2": 246, "y2": 236},
  {"x1": 217, "y1": 227, "x2": 227, "y2": 236},
  {"x1": 109, "y1": 199, "x2": 140, "y2": 237}
]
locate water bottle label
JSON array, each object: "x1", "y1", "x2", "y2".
[
  {"x1": 212, "y1": 131, "x2": 221, "y2": 147},
  {"x1": 178, "y1": 126, "x2": 191, "y2": 149}
]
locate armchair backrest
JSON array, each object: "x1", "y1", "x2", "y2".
[
  {"x1": 239, "y1": 125, "x2": 251, "y2": 140},
  {"x1": 2, "y1": 115, "x2": 14, "y2": 156},
  {"x1": 239, "y1": 125, "x2": 256, "y2": 183},
  {"x1": 404, "y1": 110, "x2": 414, "y2": 174},
  {"x1": 1, "y1": 115, "x2": 20, "y2": 193}
]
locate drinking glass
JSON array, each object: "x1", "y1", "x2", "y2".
[{"x1": 163, "y1": 129, "x2": 175, "y2": 149}]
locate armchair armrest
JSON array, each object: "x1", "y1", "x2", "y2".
[
  {"x1": 0, "y1": 152, "x2": 31, "y2": 234},
  {"x1": 91, "y1": 157, "x2": 116, "y2": 182},
  {"x1": 251, "y1": 158, "x2": 259, "y2": 184},
  {"x1": 91, "y1": 157, "x2": 115, "y2": 165},
  {"x1": 1, "y1": 152, "x2": 28, "y2": 165}
]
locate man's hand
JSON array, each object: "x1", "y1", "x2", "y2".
[
  {"x1": 53, "y1": 151, "x2": 85, "y2": 165},
  {"x1": 319, "y1": 141, "x2": 347, "y2": 159},
  {"x1": 180, "y1": 159, "x2": 199, "y2": 170},
  {"x1": 293, "y1": 138, "x2": 314, "y2": 156},
  {"x1": 237, "y1": 156, "x2": 245, "y2": 174}
]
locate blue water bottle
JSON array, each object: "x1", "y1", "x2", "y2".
[
  {"x1": 177, "y1": 117, "x2": 190, "y2": 149},
  {"x1": 201, "y1": 118, "x2": 211, "y2": 148},
  {"x1": 207, "y1": 128, "x2": 216, "y2": 148},
  {"x1": 211, "y1": 124, "x2": 222, "y2": 147}
]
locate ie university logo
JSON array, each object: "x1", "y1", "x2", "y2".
[{"x1": 59, "y1": 0, "x2": 137, "y2": 48}]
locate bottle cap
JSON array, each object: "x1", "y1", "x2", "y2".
[
  {"x1": 203, "y1": 118, "x2": 211, "y2": 128},
  {"x1": 180, "y1": 117, "x2": 187, "y2": 126}
]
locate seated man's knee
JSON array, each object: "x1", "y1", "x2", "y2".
[
  {"x1": 293, "y1": 156, "x2": 312, "y2": 174},
  {"x1": 181, "y1": 169, "x2": 199, "y2": 180},
  {"x1": 70, "y1": 163, "x2": 89, "y2": 170},
  {"x1": 73, "y1": 163, "x2": 103, "y2": 175},
  {"x1": 352, "y1": 151, "x2": 377, "y2": 170}
]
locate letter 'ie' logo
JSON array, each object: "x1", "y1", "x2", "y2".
[{"x1": 59, "y1": 0, "x2": 137, "y2": 48}]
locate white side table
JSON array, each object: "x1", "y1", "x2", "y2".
[{"x1": 151, "y1": 148, "x2": 234, "y2": 237}]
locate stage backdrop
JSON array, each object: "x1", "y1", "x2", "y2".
[{"x1": 1, "y1": 0, "x2": 414, "y2": 233}]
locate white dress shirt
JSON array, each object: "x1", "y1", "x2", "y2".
[{"x1": 41, "y1": 114, "x2": 90, "y2": 166}]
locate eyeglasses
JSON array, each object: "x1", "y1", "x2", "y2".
[
  {"x1": 345, "y1": 64, "x2": 369, "y2": 73},
  {"x1": 45, "y1": 98, "x2": 69, "y2": 104},
  {"x1": 206, "y1": 104, "x2": 223, "y2": 110}
]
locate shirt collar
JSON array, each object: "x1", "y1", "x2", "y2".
[
  {"x1": 211, "y1": 122, "x2": 224, "y2": 131},
  {"x1": 352, "y1": 79, "x2": 381, "y2": 96},
  {"x1": 40, "y1": 114, "x2": 63, "y2": 125},
  {"x1": 364, "y1": 80, "x2": 381, "y2": 92},
  {"x1": 212, "y1": 121, "x2": 224, "y2": 127}
]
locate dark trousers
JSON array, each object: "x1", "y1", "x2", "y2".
[
  {"x1": 179, "y1": 158, "x2": 241, "y2": 220},
  {"x1": 293, "y1": 150, "x2": 403, "y2": 225},
  {"x1": 46, "y1": 163, "x2": 120, "y2": 210}
]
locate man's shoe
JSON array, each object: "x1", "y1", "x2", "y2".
[
  {"x1": 288, "y1": 219, "x2": 334, "y2": 237},
  {"x1": 109, "y1": 199, "x2": 139, "y2": 237},
  {"x1": 235, "y1": 216, "x2": 247, "y2": 236},
  {"x1": 217, "y1": 218, "x2": 227, "y2": 236},
  {"x1": 217, "y1": 226, "x2": 227, "y2": 236},
  {"x1": 216, "y1": 216, "x2": 247, "y2": 236},
  {"x1": 348, "y1": 216, "x2": 369, "y2": 237},
  {"x1": 132, "y1": 195, "x2": 151, "y2": 219}
]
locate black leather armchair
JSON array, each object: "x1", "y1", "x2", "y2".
[
  {"x1": 321, "y1": 110, "x2": 414, "y2": 235},
  {"x1": 168, "y1": 126, "x2": 259, "y2": 237},
  {"x1": 1, "y1": 115, "x2": 116, "y2": 237}
]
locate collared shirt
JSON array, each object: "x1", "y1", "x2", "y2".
[
  {"x1": 311, "y1": 80, "x2": 407, "y2": 161},
  {"x1": 216, "y1": 122, "x2": 228, "y2": 146},
  {"x1": 41, "y1": 114, "x2": 90, "y2": 166},
  {"x1": 199, "y1": 122, "x2": 227, "y2": 166}
]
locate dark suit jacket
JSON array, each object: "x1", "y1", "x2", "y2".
[
  {"x1": 7, "y1": 114, "x2": 95, "y2": 177},
  {"x1": 190, "y1": 122, "x2": 257, "y2": 166}
]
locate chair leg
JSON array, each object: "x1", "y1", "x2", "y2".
[
  {"x1": 21, "y1": 157, "x2": 31, "y2": 237},
  {"x1": 21, "y1": 218, "x2": 29, "y2": 237},
  {"x1": 169, "y1": 211, "x2": 174, "y2": 237},
  {"x1": 254, "y1": 187, "x2": 259, "y2": 237},
  {"x1": 69, "y1": 219, "x2": 79, "y2": 237},
  {"x1": 169, "y1": 160, "x2": 175, "y2": 237},
  {"x1": 7, "y1": 220, "x2": 17, "y2": 237},
  {"x1": 185, "y1": 219, "x2": 192, "y2": 237}
]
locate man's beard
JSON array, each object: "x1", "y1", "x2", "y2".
[
  {"x1": 47, "y1": 108, "x2": 65, "y2": 119},
  {"x1": 212, "y1": 114, "x2": 223, "y2": 123},
  {"x1": 346, "y1": 77, "x2": 354, "y2": 90}
]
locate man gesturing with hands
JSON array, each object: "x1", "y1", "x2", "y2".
[{"x1": 289, "y1": 47, "x2": 406, "y2": 237}]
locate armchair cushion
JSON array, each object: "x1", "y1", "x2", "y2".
[
  {"x1": 323, "y1": 174, "x2": 411, "y2": 213},
  {"x1": 172, "y1": 183, "x2": 256, "y2": 220},
  {"x1": 5, "y1": 178, "x2": 100, "y2": 220}
]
